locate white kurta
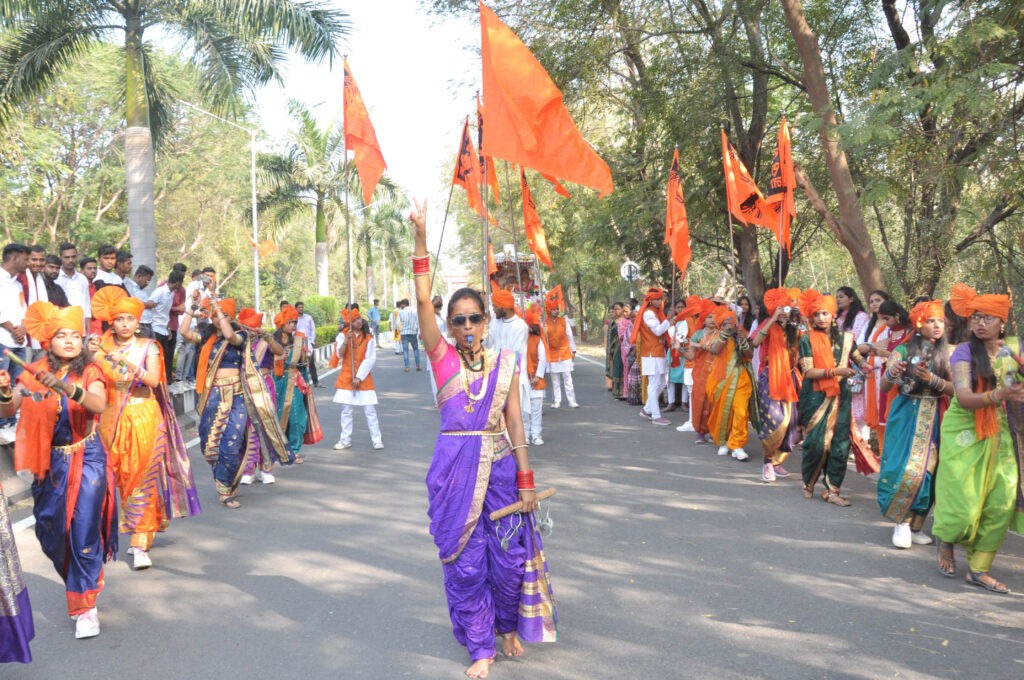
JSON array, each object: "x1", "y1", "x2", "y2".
[
  {"x1": 332, "y1": 334, "x2": 378, "y2": 406},
  {"x1": 487, "y1": 314, "x2": 529, "y2": 382},
  {"x1": 640, "y1": 309, "x2": 671, "y2": 376},
  {"x1": 547, "y1": 320, "x2": 577, "y2": 373}
]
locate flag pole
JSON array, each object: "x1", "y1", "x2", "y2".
[
  {"x1": 477, "y1": 92, "x2": 489, "y2": 294},
  {"x1": 342, "y1": 61, "x2": 356, "y2": 379},
  {"x1": 777, "y1": 206, "x2": 785, "y2": 286},
  {"x1": 669, "y1": 143, "x2": 678, "y2": 306},
  {"x1": 430, "y1": 178, "x2": 456, "y2": 294},
  {"x1": 503, "y1": 161, "x2": 525, "y2": 311},
  {"x1": 727, "y1": 212, "x2": 737, "y2": 297}
]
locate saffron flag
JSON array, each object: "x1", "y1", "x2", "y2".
[
  {"x1": 247, "y1": 234, "x2": 279, "y2": 258},
  {"x1": 521, "y1": 170, "x2": 553, "y2": 269},
  {"x1": 541, "y1": 172, "x2": 571, "y2": 198},
  {"x1": 479, "y1": 2, "x2": 613, "y2": 197},
  {"x1": 453, "y1": 118, "x2": 499, "y2": 226},
  {"x1": 665, "y1": 149, "x2": 691, "y2": 277},
  {"x1": 546, "y1": 284, "x2": 564, "y2": 312},
  {"x1": 487, "y1": 241, "x2": 500, "y2": 293},
  {"x1": 765, "y1": 117, "x2": 796, "y2": 255},
  {"x1": 720, "y1": 129, "x2": 776, "y2": 237},
  {"x1": 343, "y1": 60, "x2": 387, "y2": 206},
  {"x1": 476, "y1": 95, "x2": 501, "y2": 204}
]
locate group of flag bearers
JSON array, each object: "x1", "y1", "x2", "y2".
[{"x1": 616, "y1": 282, "x2": 1024, "y2": 595}]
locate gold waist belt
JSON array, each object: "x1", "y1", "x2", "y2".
[
  {"x1": 441, "y1": 430, "x2": 504, "y2": 437},
  {"x1": 212, "y1": 375, "x2": 242, "y2": 387}
]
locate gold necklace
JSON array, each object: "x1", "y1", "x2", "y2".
[{"x1": 461, "y1": 348, "x2": 488, "y2": 412}]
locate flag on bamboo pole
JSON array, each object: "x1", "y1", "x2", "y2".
[
  {"x1": 546, "y1": 284, "x2": 565, "y2": 312},
  {"x1": 453, "y1": 118, "x2": 499, "y2": 226},
  {"x1": 765, "y1": 117, "x2": 796, "y2": 255},
  {"x1": 665, "y1": 148, "x2": 691, "y2": 277},
  {"x1": 247, "y1": 234, "x2": 279, "y2": 258},
  {"x1": 720, "y1": 129, "x2": 776, "y2": 238},
  {"x1": 479, "y1": 2, "x2": 613, "y2": 197},
  {"x1": 476, "y1": 95, "x2": 501, "y2": 204},
  {"x1": 521, "y1": 169, "x2": 553, "y2": 269},
  {"x1": 488, "y1": 240, "x2": 500, "y2": 293},
  {"x1": 343, "y1": 59, "x2": 387, "y2": 206}
]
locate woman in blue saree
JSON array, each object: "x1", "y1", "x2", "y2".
[{"x1": 411, "y1": 199, "x2": 556, "y2": 679}]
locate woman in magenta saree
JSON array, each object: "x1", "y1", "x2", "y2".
[{"x1": 411, "y1": 200, "x2": 556, "y2": 679}]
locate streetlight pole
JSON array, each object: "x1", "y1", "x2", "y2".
[{"x1": 175, "y1": 98, "x2": 262, "y2": 312}]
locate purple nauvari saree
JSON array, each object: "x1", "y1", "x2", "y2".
[{"x1": 425, "y1": 340, "x2": 557, "y2": 660}]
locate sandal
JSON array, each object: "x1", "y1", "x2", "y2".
[
  {"x1": 935, "y1": 540, "x2": 956, "y2": 578},
  {"x1": 825, "y1": 492, "x2": 851, "y2": 507},
  {"x1": 965, "y1": 569, "x2": 1009, "y2": 593},
  {"x1": 801, "y1": 484, "x2": 814, "y2": 499},
  {"x1": 219, "y1": 494, "x2": 241, "y2": 509},
  {"x1": 294, "y1": 456, "x2": 304, "y2": 464}
]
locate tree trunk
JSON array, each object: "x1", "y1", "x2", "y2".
[
  {"x1": 314, "y1": 194, "x2": 328, "y2": 296},
  {"x1": 124, "y1": 15, "x2": 156, "y2": 286},
  {"x1": 779, "y1": 0, "x2": 885, "y2": 297}
]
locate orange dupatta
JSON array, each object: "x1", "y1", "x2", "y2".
[
  {"x1": 809, "y1": 329, "x2": 840, "y2": 397},
  {"x1": 194, "y1": 335, "x2": 218, "y2": 395},
  {"x1": 13, "y1": 362, "x2": 61, "y2": 477}
]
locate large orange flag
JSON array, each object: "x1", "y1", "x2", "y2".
[
  {"x1": 480, "y1": 2, "x2": 613, "y2": 197},
  {"x1": 765, "y1": 117, "x2": 796, "y2": 254},
  {"x1": 476, "y1": 95, "x2": 501, "y2": 204},
  {"x1": 453, "y1": 118, "x2": 499, "y2": 226},
  {"x1": 545, "y1": 284, "x2": 564, "y2": 312},
  {"x1": 343, "y1": 60, "x2": 386, "y2": 206},
  {"x1": 721, "y1": 129, "x2": 775, "y2": 237},
  {"x1": 665, "y1": 149, "x2": 691, "y2": 277},
  {"x1": 521, "y1": 170, "x2": 553, "y2": 269},
  {"x1": 487, "y1": 241, "x2": 500, "y2": 293}
]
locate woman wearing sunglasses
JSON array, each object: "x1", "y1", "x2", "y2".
[{"x1": 410, "y1": 199, "x2": 556, "y2": 678}]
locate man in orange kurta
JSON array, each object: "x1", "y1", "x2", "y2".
[{"x1": 545, "y1": 298, "x2": 577, "y2": 408}]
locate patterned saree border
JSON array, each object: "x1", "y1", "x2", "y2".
[{"x1": 883, "y1": 396, "x2": 938, "y2": 523}]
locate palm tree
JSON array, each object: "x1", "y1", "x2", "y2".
[
  {"x1": 0, "y1": 1, "x2": 349, "y2": 274},
  {"x1": 354, "y1": 195, "x2": 409, "y2": 303}
]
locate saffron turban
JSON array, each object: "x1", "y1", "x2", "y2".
[
  {"x1": 949, "y1": 283, "x2": 1010, "y2": 322},
  {"x1": 909, "y1": 300, "x2": 944, "y2": 329},
  {"x1": 275, "y1": 305, "x2": 299, "y2": 329},
  {"x1": 764, "y1": 287, "x2": 800, "y2": 315},
  {"x1": 202, "y1": 297, "x2": 236, "y2": 321},
  {"x1": 492, "y1": 289, "x2": 515, "y2": 309},
  {"x1": 711, "y1": 305, "x2": 737, "y2": 327},
  {"x1": 24, "y1": 301, "x2": 85, "y2": 349},
  {"x1": 91, "y1": 286, "x2": 145, "y2": 323},
  {"x1": 525, "y1": 304, "x2": 542, "y2": 326},
  {"x1": 238, "y1": 308, "x2": 264, "y2": 330},
  {"x1": 799, "y1": 289, "x2": 837, "y2": 318}
]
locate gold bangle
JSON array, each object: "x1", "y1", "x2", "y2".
[{"x1": 511, "y1": 444, "x2": 528, "y2": 451}]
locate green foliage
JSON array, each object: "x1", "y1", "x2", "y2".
[
  {"x1": 315, "y1": 325, "x2": 338, "y2": 348},
  {"x1": 303, "y1": 294, "x2": 339, "y2": 327}
]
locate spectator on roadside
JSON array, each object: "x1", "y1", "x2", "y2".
[
  {"x1": 368, "y1": 298, "x2": 382, "y2": 343},
  {"x1": 80, "y1": 256, "x2": 102, "y2": 336},
  {"x1": 21, "y1": 245, "x2": 49, "y2": 359},
  {"x1": 295, "y1": 301, "x2": 319, "y2": 387},
  {"x1": 397, "y1": 298, "x2": 421, "y2": 372},
  {"x1": 115, "y1": 250, "x2": 134, "y2": 285},
  {"x1": 128, "y1": 265, "x2": 155, "y2": 337},
  {"x1": 42, "y1": 255, "x2": 69, "y2": 307},
  {"x1": 0, "y1": 243, "x2": 30, "y2": 443},
  {"x1": 93, "y1": 244, "x2": 122, "y2": 287},
  {"x1": 150, "y1": 270, "x2": 183, "y2": 382},
  {"x1": 57, "y1": 243, "x2": 91, "y2": 328},
  {"x1": 389, "y1": 302, "x2": 402, "y2": 355}
]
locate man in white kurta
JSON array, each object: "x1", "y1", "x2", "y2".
[
  {"x1": 637, "y1": 289, "x2": 672, "y2": 425},
  {"x1": 332, "y1": 317, "x2": 382, "y2": 450},
  {"x1": 486, "y1": 289, "x2": 529, "y2": 419}
]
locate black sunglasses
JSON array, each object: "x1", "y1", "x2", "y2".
[{"x1": 451, "y1": 313, "x2": 485, "y2": 327}]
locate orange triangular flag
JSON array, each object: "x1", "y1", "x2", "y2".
[
  {"x1": 343, "y1": 59, "x2": 387, "y2": 206},
  {"x1": 487, "y1": 241, "x2": 500, "y2": 293},
  {"x1": 476, "y1": 95, "x2": 501, "y2": 204},
  {"x1": 480, "y1": 2, "x2": 613, "y2": 197},
  {"x1": 541, "y1": 172, "x2": 570, "y2": 198},
  {"x1": 765, "y1": 117, "x2": 796, "y2": 255},
  {"x1": 453, "y1": 118, "x2": 499, "y2": 226},
  {"x1": 666, "y1": 149, "x2": 691, "y2": 277},
  {"x1": 545, "y1": 284, "x2": 564, "y2": 312},
  {"x1": 721, "y1": 129, "x2": 776, "y2": 237},
  {"x1": 247, "y1": 234, "x2": 278, "y2": 258},
  {"x1": 521, "y1": 170, "x2": 553, "y2": 269}
]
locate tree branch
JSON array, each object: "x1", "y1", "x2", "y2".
[
  {"x1": 954, "y1": 198, "x2": 1018, "y2": 252},
  {"x1": 793, "y1": 162, "x2": 842, "y2": 240}
]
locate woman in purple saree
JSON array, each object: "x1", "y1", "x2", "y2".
[{"x1": 411, "y1": 200, "x2": 556, "y2": 679}]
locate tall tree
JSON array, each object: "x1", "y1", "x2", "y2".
[
  {"x1": 354, "y1": 195, "x2": 410, "y2": 304},
  {"x1": 0, "y1": 0, "x2": 349, "y2": 278}
]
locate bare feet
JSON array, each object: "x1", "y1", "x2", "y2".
[
  {"x1": 465, "y1": 657, "x2": 494, "y2": 678},
  {"x1": 499, "y1": 632, "x2": 524, "y2": 657}
]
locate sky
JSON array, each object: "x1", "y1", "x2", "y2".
[{"x1": 250, "y1": 1, "x2": 482, "y2": 266}]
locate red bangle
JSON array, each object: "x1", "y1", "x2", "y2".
[
  {"x1": 412, "y1": 255, "x2": 430, "y2": 274},
  {"x1": 516, "y1": 470, "x2": 535, "y2": 490}
]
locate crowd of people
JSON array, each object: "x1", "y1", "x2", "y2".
[
  {"x1": 0, "y1": 239, "x2": 390, "y2": 658},
  {"x1": 603, "y1": 283, "x2": 1024, "y2": 595}
]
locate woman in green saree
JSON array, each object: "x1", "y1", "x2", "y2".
[
  {"x1": 797, "y1": 290, "x2": 871, "y2": 506},
  {"x1": 876, "y1": 300, "x2": 953, "y2": 549},
  {"x1": 272, "y1": 305, "x2": 311, "y2": 460},
  {"x1": 932, "y1": 284, "x2": 1024, "y2": 593}
]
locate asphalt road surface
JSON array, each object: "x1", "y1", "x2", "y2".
[{"x1": 6, "y1": 348, "x2": 1023, "y2": 679}]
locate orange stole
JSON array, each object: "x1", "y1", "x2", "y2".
[
  {"x1": 334, "y1": 334, "x2": 375, "y2": 391},
  {"x1": 545, "y1": 317, "x2": 572, "y2": 362},
  {"x1": 690, "y1": 332, "x2": 719, "y2": 434},
  {"x1": 528, "y1": 334, "x2": 546, "y2": 390}
]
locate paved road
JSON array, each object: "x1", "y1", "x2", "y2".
[{"x1": 6, "y1": 348, "x2": 1023, "y2": 679}]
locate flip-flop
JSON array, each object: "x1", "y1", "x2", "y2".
[
  {"x1": 935, "y1": 540, "x2": 956, "y2": 578},
  {"x1": 219, "y1": 495, "x2": 241, "y2": 509},
  {"x1": 965, "y1": 569, "x2": 1009, "y2": 593}
]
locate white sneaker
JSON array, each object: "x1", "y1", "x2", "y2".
[
  {"x1": 0, "y1": 425, "x2": 15, "y2": 444},
  {"x1": 74, "y1": 608, "x2": 100, "y2": 639},
  {"x1": 892, "y1": 522, "x2": 912, "y2": 549},
  {"x1": 372, "y1": 439, "x2": 384, "y2": 450},
  {"x1": 334, "y1": 440, "x2": 352, "y2": 450},
  {"x1": 911, "y1": 530, "x2": 934, "y2": 545},
  {"x1": 676, "y1": 421, "x2": 695, "y2": 432},
  {"x1": 717, "y1": 445, "x2": 730, "y2": 456},
  {"x1": 533, "y1": 436, "x2": 544, "y2": 446},
  {"x1": 551, "y1": 402, "x2": 561, "y2": 409},
  {"x1": 131, "y1": 547, "x2": 152, "y2": 570},
  {"x1": 568, "y1": 401, "x2": 579, "y2": 409},
  {"x1": 731, "y1": 448, "x2": 749, "y2": 461},
  {"x1": 239, "y1": 474, "x2": 255, "y2": 485},
  {"x1": 258, "y1": 471, "x2": 275, "y2": 484}
]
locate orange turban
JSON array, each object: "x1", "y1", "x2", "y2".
[
  {"x1": 711, "y1": 305, "x2": 736, "y2": 327},
  {"x1": 696, "y1": 299, "x2": 717, "y2": 324},
  {"x1": 909, "y1": 300, "x2": 944, "y2": 329},
  {"x1": 202, "y1": 297, "x2": 236, "y2": 321},
  {"x1": 799, "y1": 290, "x2": 837, "y2": 318},
  {"x1": 275, "y1": 304, "x2": 299, "y2": 329},
  {"x1": 492, "y1": 289, "x2": 515, "y2": 309},
  {"x1": 675, "y1": 295, "x2": 703, "y2": 323},
  {"x1": 340, "y1": 308, "x2": 361, "y2": 325},
  {"x1": 764, "y1": 287, "x2": 798, "y2": 315},
  {"x1": 949, "y1": 283, "x2": 1010, "y2": 322},
  {"x1": 238, "y1": 308, "x2": 264, "y2": 330},
  {"x1": 525, "y1": 304, "x2": 542, "y2": 327},
  {"x1": 91, "y1": 285, "x2": 144, "y2": 323},
  {"x1": 24, "y1": 302, "x2": 85, "y2": 349}
]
